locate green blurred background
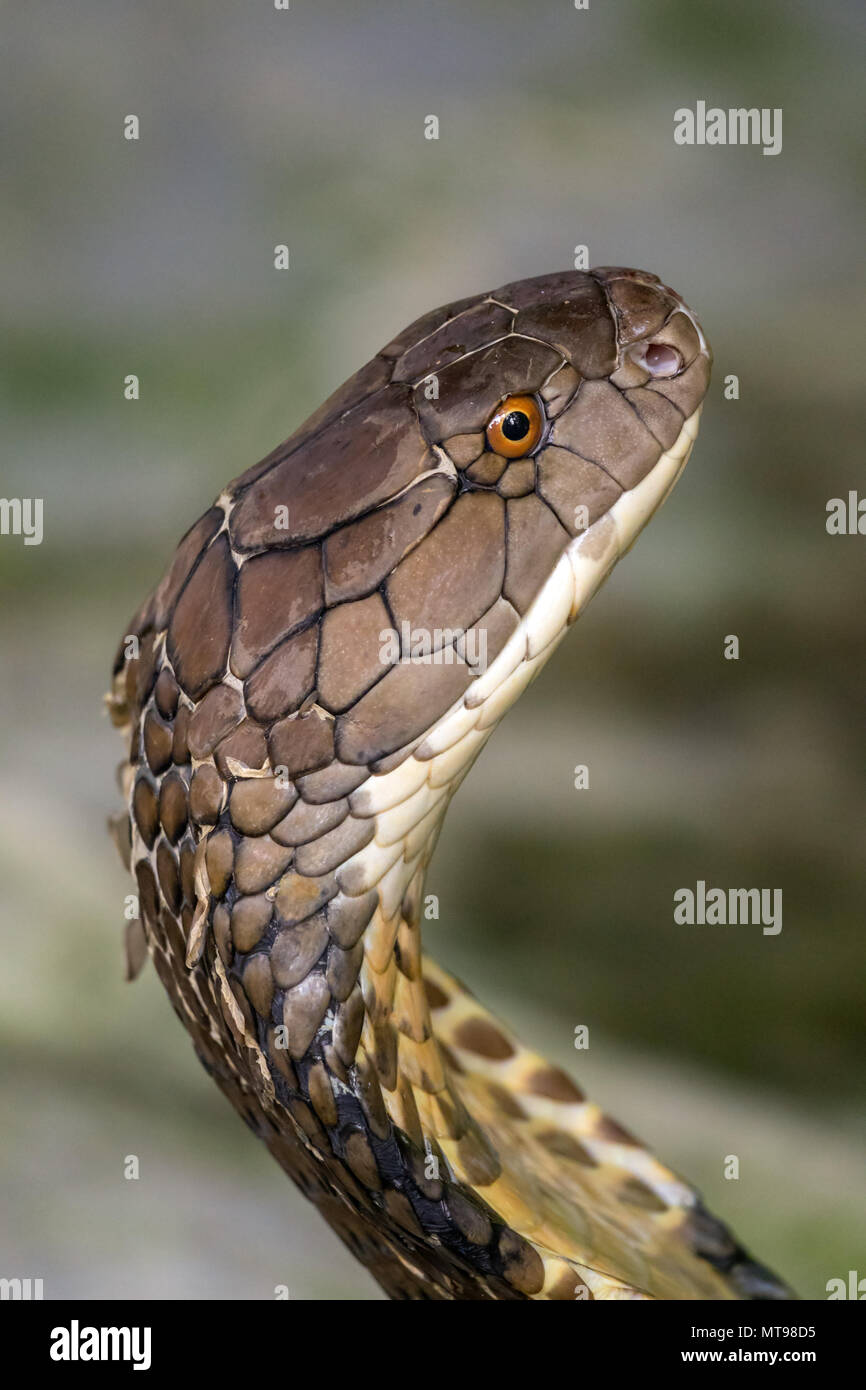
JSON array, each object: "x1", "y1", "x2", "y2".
[{"x1": 1, "y1": 0, "x2": 863, "y2": 1299}]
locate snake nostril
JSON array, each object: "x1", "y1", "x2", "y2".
[{"x1": 639, "y1": 342, "x2": 683, "y2": 378}]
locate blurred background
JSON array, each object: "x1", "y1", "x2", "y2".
[{"x1": 1, "y1": 0, "x2": 863, "y2": 1300}]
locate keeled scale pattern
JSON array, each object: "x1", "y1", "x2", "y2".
[{"x1": 106, "y1": 268, "x2": 790, "y2": 1299}]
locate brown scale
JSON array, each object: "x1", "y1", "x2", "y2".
[{"x1": 106, "y1": 267, "x2": 794, "y2": 1301}]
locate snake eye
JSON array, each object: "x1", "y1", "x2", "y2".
[
  {"x1": 634, "y1": 342, "x2": 683, "y2": 378},
  {"x1": 486, "y1": 394, "x2": 545, "y2": 458}
]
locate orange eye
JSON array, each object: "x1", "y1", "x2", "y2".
[{"x1": 485, "y1": 394, "x2": 544, "y2": 458}]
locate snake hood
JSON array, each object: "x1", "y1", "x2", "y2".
[{"x1": 107, "y1": 268, "x2": 793, "y2": 1301}]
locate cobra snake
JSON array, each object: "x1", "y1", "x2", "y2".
[{"x1": 106, "y1": 267, "x2": 793, "y2": 1301}]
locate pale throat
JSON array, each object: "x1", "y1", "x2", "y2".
[{"x1": 331, "y1": 408, "x2": 701, "y2": 1090}]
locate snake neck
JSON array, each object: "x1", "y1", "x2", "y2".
[
  {"x1": 267, "y1": 411, "x2": 697, "y2": 1216},
  {"x1": 112, "y1": 406, "x2": 726, "y2": 1298},
  {"x1": 323, "y1": 405, "x2": 700, "y2": 1100}
]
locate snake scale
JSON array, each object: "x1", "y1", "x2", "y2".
[{"x1": 106, "y1": 267, "x2": 793, "y2": 1300}]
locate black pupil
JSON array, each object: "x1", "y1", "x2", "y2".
[{"x1": 501, "y1": 410, "x2": 530, "y2": 442}]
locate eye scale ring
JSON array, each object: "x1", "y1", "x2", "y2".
[{"x1": 486, "y1": 394, "x2": 545, "y2": 458}]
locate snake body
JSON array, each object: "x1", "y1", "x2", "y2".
[{"x1": 107, "y1": 267, "x2": 792, "y2": 1300}]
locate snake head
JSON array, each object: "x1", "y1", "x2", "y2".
[
  {"x1": 113, "y1": 268, "x2": 710, "y2": 771},
  {"x1": 393, "y1": 266, "x2": 711, "y2": 529},
  {"x1": 373, "y1": 268, "x2": 712, "y2": 684}
]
